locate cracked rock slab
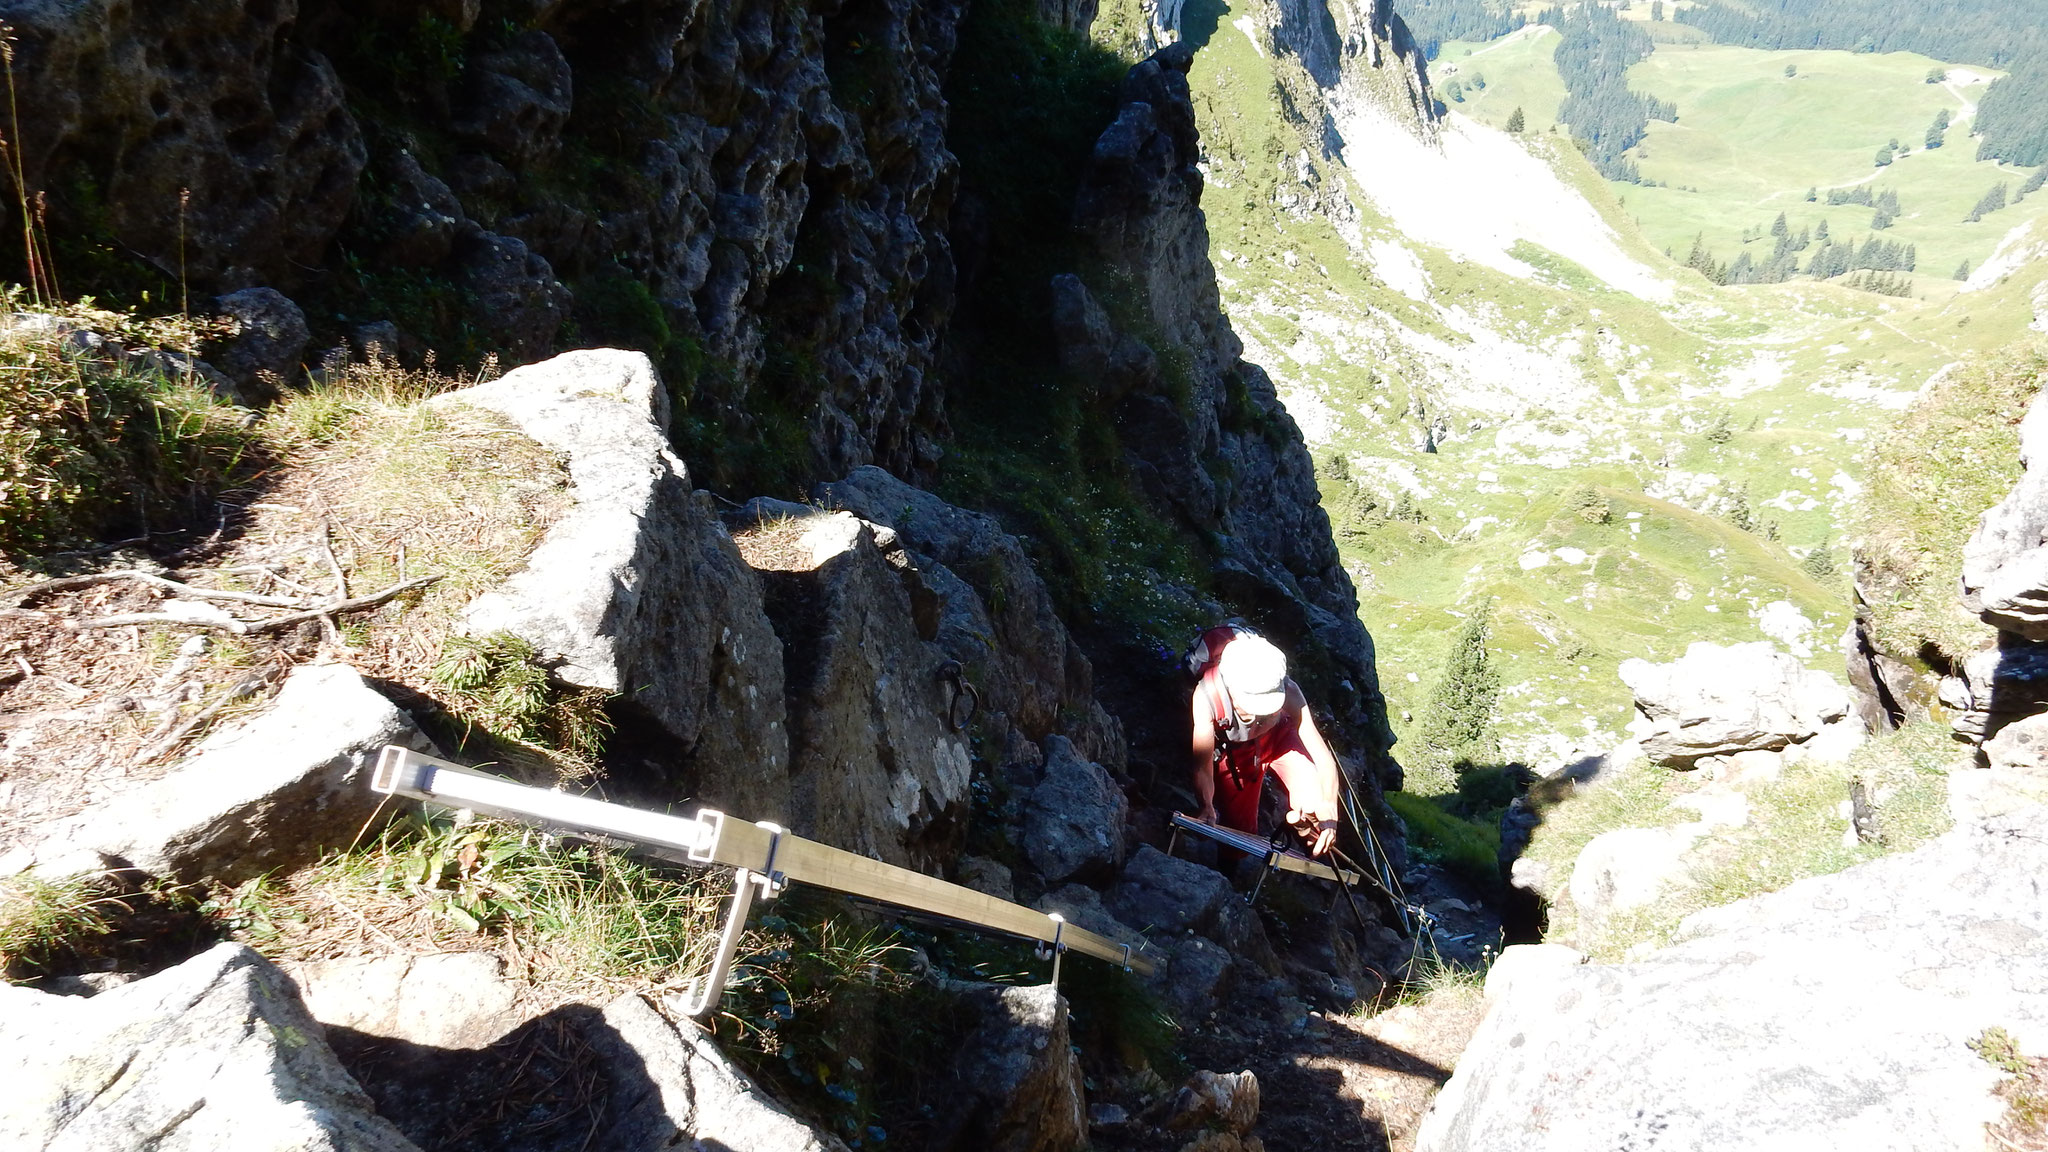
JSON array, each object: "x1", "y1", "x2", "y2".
[{"x1": 1419, "y1": 807, "x2": 2048, "y2": 1152}]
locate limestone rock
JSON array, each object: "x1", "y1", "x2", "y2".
[
  {"x1": 747, "y1": 511, "x2": 973, "y2": 866},
  {"x1": 1419, "y1": 806, "x2": 2048, "y2": 1152},
  {"x1": 453, "y1": 30, "x2": 573, "y2": 170},
  {"x1": 1168, "y1": 1069, "x2": 1260, "y2": 1134},
  {"x1": 367, "y1": 150, "x2": 465, "y2": 270},
  {"x1": 438, "y1": 349, "x2": 790, "y2": 821},
  {"x1": 818, "y1": 466, "x2": 1124, "y2": 767},
  {"x1": 1111, "y1": 845, "x2": 1234, "y2": 936},
  {"x1": 1964, "y1": 389, "x2": 2048, "y2": 640},
  {"x1": 13, "y1": 662, "x2": 422, "y2": 885},
  {"x1": 1620, "y1": 641, "x2": 1852, "y2": 765},
  {"x1": 4, "y1": 0, "x2": 366, "y2": 294},
  {"x1": 0, "y1": 942, "x2": 418, "y2": 1152},
  {"x1": 935, "y1": 984, "x2": 1086, "y2": 1152},
  {"x1": 453, "y1": 231, "x2": 571, "y2": 363},
  {"x1": 1566, "y1": 825, "x2": 1701, "y2": 934},
  {"x1": 1944, "y1": 637, "x2": 2048, "y2": 746},
  {"x1": 211, "y1": 287, "x2": 310, "y2": 395},
  {"x1": 958, "y1": 856, "x2": 1016, "y2": 900},
  {"x1": 587, "y1": 994, "x2": 850, "y2": 1152},
  {"x1": 1023, "y1": 736, "x2": 1129, "y2": 884},
  {"x1": 1154, "y1": 934, "x2": 1234, "y2": 1022},
  {"x1": 1068, "y1": 47, "x2": 1399, "y2": 792},
  {"x1": 284, "y1": 953, "x2": 531, "y2": 1051}
]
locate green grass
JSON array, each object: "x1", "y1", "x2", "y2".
[
  {"x1": 0, "y1": 308, "x2": 257, "y2": 554},
  {"x1": 1438, "y1": 28, "x2": 1572, "y2": 132},
  {"x1": 1517, "y1": 719, "x2": 1955, "y2": 958},
  {"x1": 1857, "y1": 337, "x2": 2047, "y2": 666},
  {"x1": 1444, "y1": 33, "x2": 2048, "y2": 284},
  {"x1": 1386, "y1": 790, "x2": 1501, "y2": 886}
]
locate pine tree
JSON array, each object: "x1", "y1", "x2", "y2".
[
  {"x1": 1411, "y1": 600, "x2": 1502, "y2": 795},
  {"x1": 1955, "y1": 259, "x2": 1972, "y2": 280},
  {"x1": 1771, "y1": 211, "x2": 1789, "y2": 239},
  {"x1": 1805, "y1": 186, "x2": 1818, "y2": 202},
  {"x1": 1506, "y1": 106, "x2": 1526, "y2": 134}
]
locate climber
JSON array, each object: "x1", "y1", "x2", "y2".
[{"x1": 1186, "y1": 625, "x2": 1344, "y2": 857}]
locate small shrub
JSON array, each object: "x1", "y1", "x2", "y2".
[
  {"x1": 432, "y1": 633, "x2": 613, "y2": 767},
  {"x1": 1566, "y1": 484, "x2": 1611, "y2": 523},
  {"x1": 1974, "y1": 1027, "x2": 2028, "y2": 1074}
]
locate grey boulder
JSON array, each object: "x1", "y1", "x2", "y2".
[
  {"x1": 8, "y1": 662, "x2": 423, "y2": 885},
  {"x1": 436, "y1": 349, "x2": 790, "y2": 821},
  {"x1": 0, "y1": 942, "x2": 418, "y2": 1152},
  {"x1": 1023, "y1": 735, "x2": 1129, "y2": 884},
  {"x1": 213, "y1": 287, "x2": 310, "y2": 395},
  {"x1": 1620, "y1": 641, "x2": 1851, "y2": 765},
  {"x1": 1418, "y1": 807, "x2": 2048, "y2": 1152},
  {"x1": 934, "y1": 983, "x2": 1087, "y2": 1152}
]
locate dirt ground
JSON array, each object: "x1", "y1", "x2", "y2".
[{"x1": 1090, "y1": 980, "x2": 1489, "y2": 1152}]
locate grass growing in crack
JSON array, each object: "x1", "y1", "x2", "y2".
[
  {"x1": 0, "y1": 875, "x2": 119, "y2": 979},
  {"x1": 432, "y1": 632, "x2": 612, "y2": 770}
]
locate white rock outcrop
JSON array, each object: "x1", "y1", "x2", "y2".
[
  {"x1": 0, "y1": 942, "x2": 419, "y2": 1152},
  {"x1": 434, "y1": 349, "x2": 791, "y2": 820},
  {"x1": 1419, "y1": 806, "x2": 2048, "y2": 1152},
  {"x1": 7, "y1": 662, "x2": 423, "y2": 884},
  {"x1": 1620, "y1": 641, "x2": 1852, "y2": 766}
]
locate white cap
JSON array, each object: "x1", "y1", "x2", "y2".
[{"x1": 1218, "y1": 634, "x2": 1288, "y2": 717}]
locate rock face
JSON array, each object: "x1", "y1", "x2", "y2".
[
  {"x1": 1064, "y1": 45, "x2": 1398, "y2": 791},
  {"x1": 818, "y1": 465, "x2": 1125, "y2": 769},
  {"x1": 744, "y1": 510, "x2": 974, "y2": 868},
  {"x1": 438, "y1": 349, "x2": 792, "y2": 820},
  {"x1": 4, "y1": 0, "x2": 367, "y2": 295},
  {"x1": 5, "y1": 0, "x2": 963, "y2": 478},
  {"x1": 1418, "y1": 806, "x2": 2048, "y2": 1152},
  {"x1": 1964, "y1": 390, "x2": 2048, "y2": 641},
  {"x1": 7, "y1": 662, "x2": 425, "y2": 885},
  {"x1": 589, "y1": 994, "x2": 851, "y2": 1152},
  {"x1": 1022, "y1": 736, "x2": 1130, "y2": 884},
  {"x1": 1952, "y1": 388, "x2": 2048, "y2": 775},
  {"x1": 936, "y1": 984, "x2": 1087, "y2": 1152},
  {"x1": 0, "y1": 942, "x2": 419, "y2": 1152},
  {"x1": 1620, "y1": 641, "x2": 1852, "y2": 766}
]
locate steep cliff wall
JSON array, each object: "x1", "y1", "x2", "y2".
[
  {"x1": 0, "y1": 0, "x2": 1399, "y2": 793},
  {"x1": 5, "y1": 0, "x2": 960, "y2": 486}
]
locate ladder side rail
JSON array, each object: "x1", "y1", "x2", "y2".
[{"x1": 373, "y1": 748, "x2": 1153, "y2": 975}]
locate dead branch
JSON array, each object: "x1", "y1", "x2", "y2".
[
  {"x1": 7, "y1": 570, "x2": 298, "y2": 609},
  {"x1": 135, "y1": 664, "x2": 281, "y2": 765},
  {"x1": 242, "y1": 575, "x2": 442, "y2": 634}
]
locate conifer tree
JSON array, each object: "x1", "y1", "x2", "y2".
[
  {"x1": 1955, "y1": 259, "x2": 1972, "y2": 280},
  {"x1": 1411, "y1": 600, "x2": 1502, "y2": 794},
  {"x1": 1507, "y1": 106, "x2": 1526, "y2": 134}
]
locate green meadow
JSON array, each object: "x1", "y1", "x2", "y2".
[{"x1": 1442, "y1": 31, "x2": 2048, "y2": 286}]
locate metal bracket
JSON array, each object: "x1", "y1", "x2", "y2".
[
  {"x1": 679, "y1": 822, "x2": 791, "y2": 1019},
  {"x1": 1247, "y1": 848, "x2": 1281, "y2": 903},
  {"x1": 1035, "y1": 913, "x2": 1068, "y2": 992}
]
